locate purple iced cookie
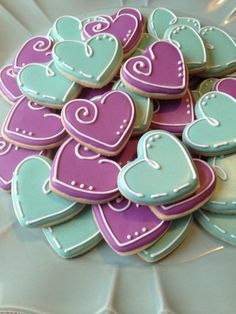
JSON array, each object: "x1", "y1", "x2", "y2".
[
  {"x1": 50, "y1": 138, "x2": 121, "y2": 203},
  {"x1": 0, "y1": 137, "x2": 46, "y2": 191},
  {"x1": 116, "y1": 7, "x2": 145, "y2": 26},
  {"x1": 112, "y1": 137, "x2": 138, "y2": 167},
  {"x1": 13, "y1": 36, "x2": 53, "y2": 75},
  {"x1": 0, "y1": 65, "x2": 22, "y2": 105},
  {"x1": 2, "y1": 97, "x2": 67, "y2": 150},
  {"x1": 92, "y1": 196, "x2": 171, "y2": 255},
  {"x1": 82, "y1": 9, "x2": 143, "y2": 55},
  {"x1": 61, "y1": 90, "x2": 136, "y2": 156},
  {"x1": 79, "y1": 81, "x2": 113, "y2": 100},
  {"x1": 214, "y1": 77, "x2": 236, "y2": 99},
  {"x1": 150, "y1": 159, "x2": 216, "y2": 220},
  {"x1": 151, "y1": 89, "x2": 195, "y2": 135},
  {"x1": 120, "y1": 40, "x2": 187, "y2": 98}
]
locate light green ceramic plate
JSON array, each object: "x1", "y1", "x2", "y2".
[{"x1": 0, "y1": 1, "x2": 236, "y2": 313}]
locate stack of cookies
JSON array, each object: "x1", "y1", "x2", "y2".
[{"x1": 0, "y1": 7, "x2": 236, "y2": 262}]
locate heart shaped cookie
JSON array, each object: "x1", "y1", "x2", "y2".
[
  {"x1": 195, "y1": 209, "x2": 236, "y2": 246},
  {"x1": 0, "y1": 137, "x2": 45, "y2": 191},
  {"x1": 13, "y1": 36, "x2": 53, "y2": 75},
  {"x1": 148, "y1": 7, "x2": 200, "y2": 39},
  {"x1": 120, "y1": 40, "x2": 187, "y2": 99},
  {"x1": 139, "y1": 215, "x2": 193, "y2": 262},
  {"x1": 183, "y1": 91, "x2": 236, "y2": 155},
  {"x1": 50, "y1": 138, "x2": 121, "y2": 203},
  {"x1": 199, "y1": 27, "x2": 236, "y2": 77},
  {"x1": 12, "y1": 156, "x2": 84, "y2": 228},
  {"x1": 82, "y1": 10, "x2": 143, "y2": 56},
  {"x1": 116, "y1": 7, "x2": 144, "y2": 26},
  {"x1": 203, "y1": 153, "x2": 236, "y2": 213},
  {"x1": 151, "y1": 89, "x2": 195, "y2": 135},
  {"x1": 62, "y1": 90, "x2": 135, "y2": 156},
  {"x1": 52, "y1": 34, "x2": 123, "y2": 88},
  {"x1": 92, "y1": 196, "x2": 171, "y2": 255},
  {"x1": 0, "y1": 65, "x2": 22, "y2": 105},
  {"x1": 113, "y1": 80, "x2": 153, "y2": 135},
  {"x1": 43, "y1": 205, "x2": 102, "y2": 258},
  {"x1": 17, "y1": 61, "x2": 80, "y2": 108},
  {"x1": 2, "y1": 97, "x2": 67, "y2": 150},
  {"x1": 150, "y1": 159, "x2": 216, "y2": 220},
  {"x1": 118, "y1": 130, "x2": 198, "y2": 205},
  {"x1": 51, "y1": 15, "x2": 84, "y2": 42},
  {"x1": 164, "y1": 25, "x2": 206, "y2": 73},
  {"x1": 214, "y1": 78, "x2": 236, "y2": 99}
]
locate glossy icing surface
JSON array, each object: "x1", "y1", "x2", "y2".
[
  {"x1": 203, "y1": 153, "x2": 236, "y2": 212},
  {"x1": 43, "y1": 205, "x2": 102, "y2": 258},
  {"x1": 53, "y1": 34, "x2": 123, "y2": 87},
  {"x1": 2, "y1": 97, "x2": 67, "y2": 149},
  {"x1": 93, "y1": 196, "x2": 171, "y2": 254},
  {"x1": 121, "y1": 40, "x2": 187, "y2": 96},
  {"x1": 118, "y1": 130, "x2": 198, "y2": 205},
  {"x1": 50, "y1": 138, "x2": 121, "y2": 202},
  {"x1": 183, "y1": 91, "x2": 236, "y2": 155},
  {"x1": 61, "y1": 90, "x2": 136, "y2": 154},
  {"x1": 12, "y1": 156, "x2": 83, "y2": 228}
]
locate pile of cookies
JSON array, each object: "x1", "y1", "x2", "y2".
[{"x1": 0, "y1": 7, "x2": 236, "y2": 262}]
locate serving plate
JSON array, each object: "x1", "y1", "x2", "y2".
[{"x1": 0, "y1": 0, "x2": 236, "y2": 313}]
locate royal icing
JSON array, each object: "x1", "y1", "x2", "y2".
[
  {"x1": 214, "y1": 77, "x2": 236, "y2": 99},
  {"x1": 43, "y1": 205, "x2": 102, "y2": 258},
  {"x1": 139, "y1": 215, "x2": 193, "y2": 262},
  {"x1": 150, "y1": 159, "x2": 216, "y2": 220},
  {"x1": 82, "y1": 9, "x2": 143, "y2": 55},
  {"x1": 12, "y1": 156, "x2": 84, "y2": 228},
  {"x1": 183, "y1": 91, "x2": 236, "y2": 156},
  {"x1": 62, "y1": 90, "x2": 135, "y2": 155},
  {"x1": 17, "y1": 61, "x2": 80, "y2": 108},
  {"x1": 164, "y1": 25, "x2": 207, "y2": 73},
  {"x1": 148, "y1": 7, "x2": 200, "y2": 39},
  {"x1": 92, "y1": 196, "x2": 171, "y2": 254},
  {"x1": 50, "y1": 138, "x2": 121, "y2": 203},
  {"x1": 51, "y1": 16, "x2": 84, "y2": 42},
  {"x1": 151, "y1": 89, "x2": 195, "y2": 135},
  {"x1": 118, "y1": 130, "x2": 198, "y2": 205},
  {"x1": 112, "y1": 80, "x2": 153, "y2": 135},
  {"x1": 13, "y1": 36, "x2": 53, "y2": 75},
  {"x1": 199, "y1": 26, "x2": 236, "y2": 76},
  {"x1": 52, "y1": 34, "x2": 123, "y2": 88},
  {"x1": 202, "y1": 153, "x2": 236, "y2": 213},
  {"x1": 0, "y1": 137, "x2": 45, "y2": 191},
  {"x1": 121, "y1": 40, "x2": 187, "y2": 98},
  {"x1": 0, "y1": 65, "x2": 22, "y2": 105},
  {"x1": 195, "y1": 209, "x2": 236, "y2": 246},
  {"x1": 2, "y1": 97, "x2": 67, "y2": 150}
]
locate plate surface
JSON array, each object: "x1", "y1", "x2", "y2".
[{"x1": 0, "y1": 0, "x2": 236, "y2": 313}]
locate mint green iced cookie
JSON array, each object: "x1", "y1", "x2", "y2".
[
  {"x1": 164, "y1": 25, "x2": 206, "y2": 73},
  {"x1": 43, "y1": 205, "x2": 102, "y2": 258},
  {"x1": 183, "y1": 92, "x2": 236, "y2": 156},
  {"x1": 203, "y1": 153, "x2": 236, "y2": 213},
  {"x1": 53, "y1": 34, "x2": 123, "y2": 88},
  {"x1": 118, "y1": 130, "x2": 198, "y2": 205},
  {"x1": 12, "y1": 156, "x2": 84, "y2": 228},
  {"x1": 17, "y1": 61, "x2": 80, "y2": 108},
  {"x1": 195, "y1": 209, "x2": 236, "y2": 246},
  {"x1": 139, "y1": 215, "x2": 193, "y2": 262}
]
